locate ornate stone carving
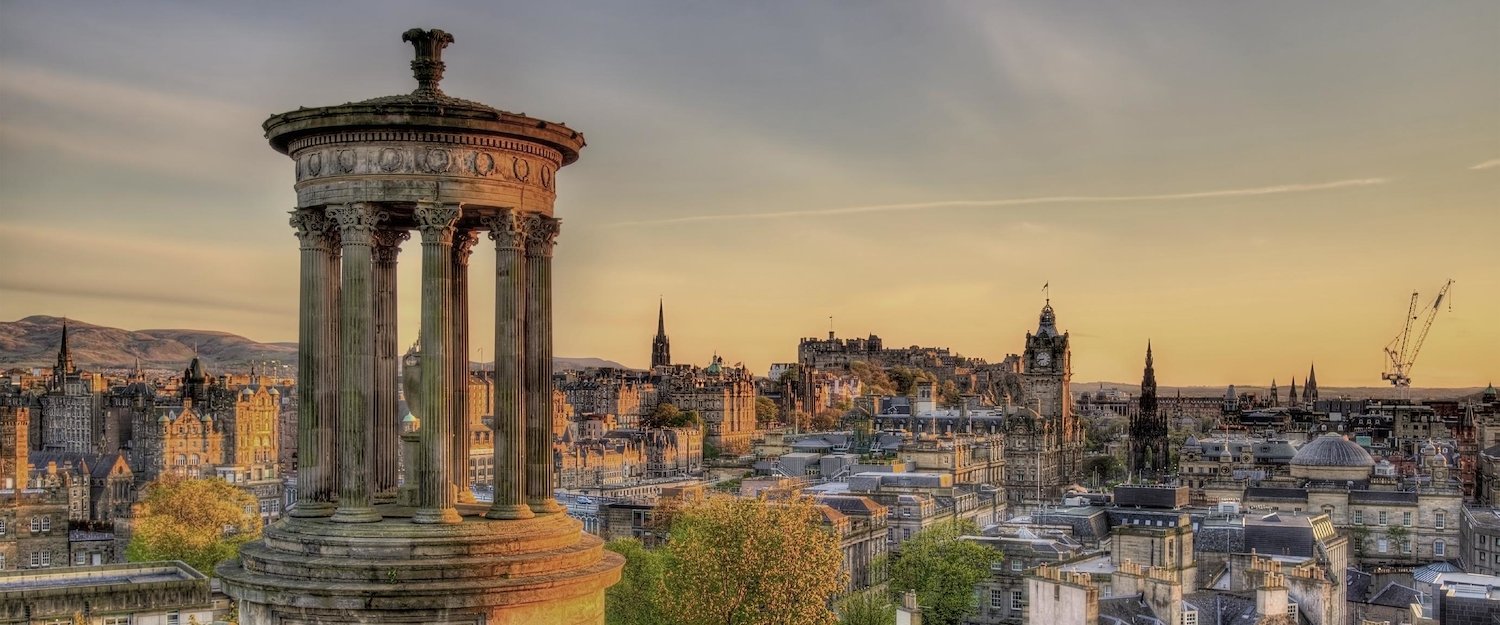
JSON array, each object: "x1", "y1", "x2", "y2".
[
  {"x1": 291, "y1": 143, "x2": 556, "y2": 192},
  {"x1": 289, "y1": 210, "x2": 330, "y2": 249},
  {"x1": 413, "y1": 202, "x2": 461, "y2": 244},
  {"x1": 481, "y1": 210, "x2": 527, "y2": 250},
  {"x1": 524, "y1": 215, "x2": 560, "y2": 258},
  {"x1": 372, "y1": 229, "x2": 411, "y2": 263},
  {"x1": 326, "y1": 203, "x2": 390, "y2": 246},
  {"x1": 453, "y1": 229, "x2": 479, "y2": 263},
  {"x1": 402, "y1": 29, "x2": 454, "y2": 95}
]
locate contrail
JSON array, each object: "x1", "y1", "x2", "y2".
[{"x1": 610, "y1": 177, "x2": 1389, "y2": 227}]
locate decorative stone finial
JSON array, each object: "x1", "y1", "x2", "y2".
[{"x1": 402, "y1": 28, "x2": 455, "y2": 95}]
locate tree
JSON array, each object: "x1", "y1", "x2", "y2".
[
  {"x1": 661, "y1": 495, "x2": 845, "y2": 625},
  {"x1": 850, "y1": 361, "x2": 895, "y2": 396},
  {"x1": 884, "y1": 522, "x2": 997, "y2": 625},
  {"x1": 1083, "y1": 455, "x2": 1124, "y2": 485},
  {"x1": 646, "y1": 403, "x2": 701, "y2": 429},
  {"x1": 126, "y1": 476, "x2": 261, "y2": 575},
  {"x1": 1348, "y1": 526, "x2": 1370, "y2": 557},
  {"x1": 1385, "y1": 525, "x2": 1411, "y2": 557},
  {"x1": 938, "y1": 380, "x2": 961, "y2": 408},
  {"x1": 605, "y1": 538, "x2": 667, "y2": 625},
  {"x1": 755, "y1": 396, "x2": 780, "y2": 425},
  {"x1": 837, "y1": 588, "x2": 895, "y2": 625}
]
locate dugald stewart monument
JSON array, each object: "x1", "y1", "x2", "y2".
[{"x1": 216, "y1": 28, "x2": 623, "y2": 623}]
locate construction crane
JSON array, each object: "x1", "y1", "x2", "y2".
[{"x1": 1382, "y1": 278, "x2": 1455, "y2": 390}]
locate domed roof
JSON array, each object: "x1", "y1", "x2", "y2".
[{"x1": 1291, "y1": 434, "x2": 1375, "y2": 467}]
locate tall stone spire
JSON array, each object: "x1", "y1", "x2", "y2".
[
  {"x1": 651, "y1": 299, "x2": 671, "y2": 368},
  {"x1": 1130, "y1": 341, "x2": 1167, "y2": 480},
  {"x1": 55, "y1": 318, "x2": 74, "y2": 376},
  {"x1": 1304, "y1": 363, "x2": 1318, "y2": 404},
  {"x1": 1288, "y1": 377, "x2": 1298, "y2": 408}
]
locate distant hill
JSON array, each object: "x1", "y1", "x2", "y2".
[{"x1": 1, "y1": 316, "x2": 630, "y2": 374}]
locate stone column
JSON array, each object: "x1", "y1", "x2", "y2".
[
  {"x1": 413, "y1": 201, "x2": 463, "y2": 524},
  {"x1": 288, "y1": 209, "x2": 336, "y2": 517},
  {"x1": 525, "y1": 214, "x2": 564, "y2": 514},
  {"x1": 483, "y1": 210, "x2": 533, "y2": 520},
  {"x1": 327, "y1": 203, "x2": 385, "y2": 523},
  {"x1": 323, "y1": 223, "x2": 342, "y2": 499},
  {"x1": 451, "y1": 229, "x2": 478, "y2": 503},
  {"x1": 372, "y1": 229, "x2": 409, "y2": 503}
]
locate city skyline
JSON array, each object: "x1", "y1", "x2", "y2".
[{"x1": 2, "y1": 2, "x2": 1497, "y2": 387}]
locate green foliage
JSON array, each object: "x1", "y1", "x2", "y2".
[
  {"x1": 1083, "y1": 455, "x2": 1125, "y2": 484},
  {"x1": 605, "y1": 538, "x2": 667, "y2": 625},
  {"x1": 755, "y1": 396, "x2": 780, "y2": 425},
  {"x1": 838, "y1": 588, "x2": 895, "y2": 625},
  {"x1": 886, "y1": 367, "x2": 937, "y2": 397},
  {"x1": 126, "y1": 476, "x2": 262, "y2": 575},
  {"x1": 777, "y1": 364, "x2": 804, "y2": 385},
  {"x1": 661, "y1": 496, "x2": 844, "y2": 625},
  {"x1": 849, "y1": 361, "x2": 896, "y2": 396},
  {"x1": 646, "y1": 403, "x2": 702, "y2": 429},
  {"x1": 883, "y1": 522, "x2": 997, "y2": 625},
  {"x1": 938, "y1": 380, "x2": 961, "y2": 408}
]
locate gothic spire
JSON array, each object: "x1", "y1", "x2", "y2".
[
  {"x1": 1304, "y1": 363, "x2": 1318, "y2": 403},
  {"x1": 651, "y1": 299, "x2": 671, "y2": 369},
  {"x1": 56, "y1": 317, "x2": 74, "y2": 375}
]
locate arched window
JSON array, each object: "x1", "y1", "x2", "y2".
[{"x1": 176, "y1": 454, "x2": 187, "y2": 466}]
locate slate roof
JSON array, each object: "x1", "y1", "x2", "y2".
[
  {"x1": 1412, "y1": 560, "x2": 1463, "y2": 584},
  {"x1": 1368, "y1": 582, "x2": 1421, "y2": 608},
  {"x1": 1182, "y1": 592, "x2": 1260, "y2": 625},
  {"x1": 1097, "y1": 595, "x2": 1160, "y2": 625},
  {"x1": 1347, "y1": 567, "x2": 1373, "y2": 601},
  {"x1": 1243, "y1": 513, "x2": 1316, "y2": 557},
  {"x1": 1244, "y1": 486, "x2": 1309, "y2": 502},
  {"x1": 1348, "y1": 490, "x2": 1419, "y2": 505}
]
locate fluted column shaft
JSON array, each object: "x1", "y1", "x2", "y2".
[
  {"x1": 372, "y1": 229, "x2": 408, "y2": 503},
  {"x1": 413, "y1": 202, "x2": 463, "y2": 524},
  {"x1": 289, "y1": 209, "x2": 336, "y2": 517},
  {"x1": 327, "y1": 203, "x2": 385, "y2": 523},
  {"x1": 483, "y1": 211, "x2": 533, "y2": 519},
  {"x1": 525, "y1": 215, "x2": 564, "y2": 514},
  {"x1": 451, "y1": 230, "x2": 477, "y2": 503}
]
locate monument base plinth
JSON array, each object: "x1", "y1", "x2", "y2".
[{"x1": 218, "y1": 504, "x2": 623, "y2": 625}]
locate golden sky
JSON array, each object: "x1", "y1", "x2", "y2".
[{"x1": 1, "y1": 2, "x2": 1496, "y2": 387}]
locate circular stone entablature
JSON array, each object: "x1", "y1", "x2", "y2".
[{"x1": 263, "y1": 29, "x2": 585, "y2": 218}]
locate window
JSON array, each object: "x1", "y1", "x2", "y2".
[
  {"x1": 1378, "y1": 538, "x2": 1389, "y2": 553},
  {"x1": 167, "y1": 614, "x2": 180, "y2": 625},
  {"x1": 1012, "y1": 559, "x2": 1024, "y2": 572},
  {"x1": 41, "y1": 516, "x2": 50, "y2": 532},
  {"x1": 1011, "y1": 589, "x2": 1024, "y2": 610},
  {"x1": 1401, "y1": 541, "x2": 1412, "y2": 555},
  {"x1": 990, "y1": 588, "x2": 1005, "y2": 609},
  {"x1": 1436, "y1": 511, "x2": 1447, "y2": 530},
  {"x1": 0, "y1": 519, "x2": 5, "y2": 534},
  {"x1": 30, "y1": 552, "x2": 40, "y2": 568},
  {"x1": 1183, "y1": 609, "x2": 1199, "y2": 625},
  {"x1": 1378, "y1": 511, "x2": 1388, "y2": 525},
  {"x1": 74, "y1": 552, "x2": 85, "y2": 566},
  {"x1": 30, "y1": 516, "x2": 40, "y2": 532},
  {"x1": 1403, "y1": 511, "x2": 1412, "y2": 527},
  {"x1": 40, "y1": 551, "x2": 50, "y2": 566},
  {"x1": 102, "y1": 617, "x2": 130, "y2": 625},
  {"x1": 1287, "y1": 602, "x2": 1298, "y2": 619},
  {"x1": 1354, "y1": 510, "x2": 1364, "y2": 525},
  {"x1": 0, "y1": 553, "x2": 5, "y2": 570},
  {"x1": 1435, "y1": 540, "x2": 1446, "y2": 557}
]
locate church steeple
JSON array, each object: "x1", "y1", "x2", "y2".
[
  {"x1": 650, "y1": 299, "x2": 671, "y2": 368},
  {"x1": 1270, "y1": 378, "x2": 1279, "y2": 407},
  {"x1": 1304, "y1": 363, "x2": 1318, "y2": 404},
  {"x1": 55, "y1": 318, "x2": 75, "y2": 376},
  {"x1": 1288, "y1": 377, "x2": 1298, "y2": 408}
]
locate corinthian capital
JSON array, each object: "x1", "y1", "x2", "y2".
[
  {"x1": 373, "y1": 229, "x2": 411, "y2": 263},
  {"x1": 326, "y1": 203, "x2": 389, "y2": 246},
  {"x1": 413, "y1": 201, "x2": 461, "y2": 244},
  {"x1": 481, "y1": 209, "x2": 527, "y2": 251},
  {"x1": 289, "y1": 209, "x2": 330, "y2": 250},
  {"x1": 524, "y1": 214, "x2": 561, "y2": 258},
  {"x1": 453, "y1": 229, "x2": 479, "y2": 264}
]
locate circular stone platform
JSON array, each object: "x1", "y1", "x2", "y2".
[{"x1": 217, "y1": 504, "x2": 623, "y2": 624}]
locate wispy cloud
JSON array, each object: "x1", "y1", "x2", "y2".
[
  {"x1": 612, "y1": 177, "x2": 1390, "y2": 227},
  {"x1": 1469, "y1": 158, "x2": 1500, "y2": 170}
]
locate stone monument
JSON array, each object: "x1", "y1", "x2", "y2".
[{"x1": 217, "y1": 28, "x2": 622, "y2": 624}]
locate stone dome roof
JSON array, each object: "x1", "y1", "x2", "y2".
[{"x1": 1291, "y1": 434, "x2": 1375, "y2": 467}]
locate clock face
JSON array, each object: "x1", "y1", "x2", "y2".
[{"x1": 1036, "y1": 352, "x2": 1051, "y2": 367}]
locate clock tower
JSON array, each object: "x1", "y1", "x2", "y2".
[{"x1": 1005, "y1": 299, "x2": 1085, "y2": 507}]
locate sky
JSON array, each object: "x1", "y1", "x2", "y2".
[{"x1": 1, "y1": 1, "x2": 1496, "y2": 387}]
